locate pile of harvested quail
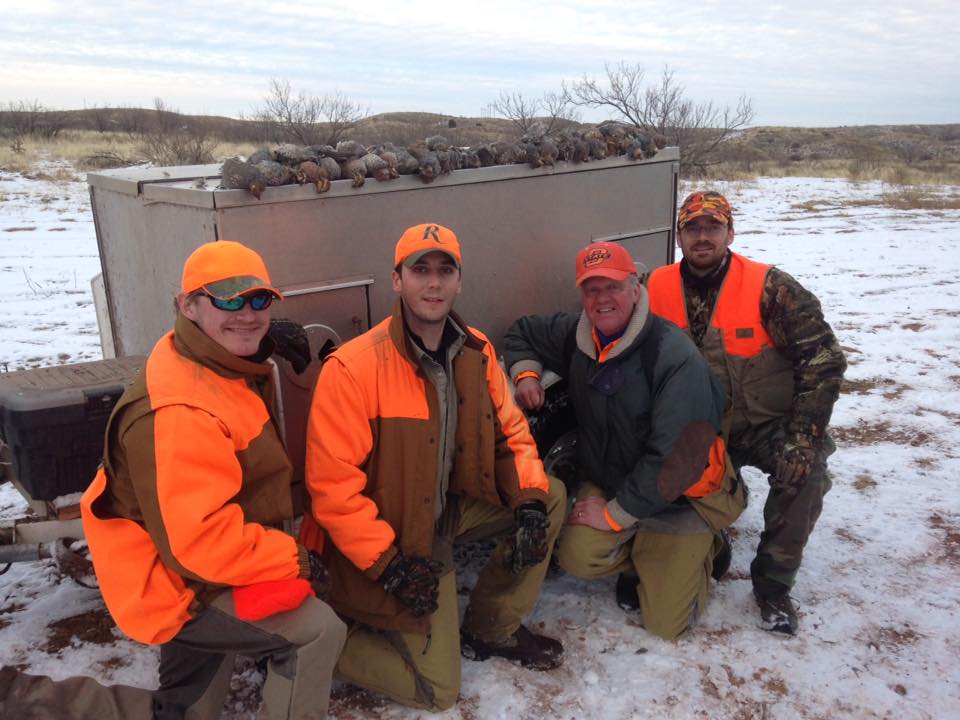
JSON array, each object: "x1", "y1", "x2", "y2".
[{"x1": 220, "y1": 121, "x2": 664, "y2": 198}]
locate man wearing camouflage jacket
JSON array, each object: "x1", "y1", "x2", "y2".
[{"x1": 647, "y1": 191, "x2": 846, "y2": 635}]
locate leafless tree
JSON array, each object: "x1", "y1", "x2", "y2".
[
  {"x1": 566, "y1": 63, "x2": 754, "y2": 174},
  {"x1": 253, "y1": 78, "x2": 366, "y2": 146},
  {"x1": 490, "y1": 90, "x2": 580, "y2": 136},
  {"x1": 1, "y1": 99, "x2": 67, "y2": 140}
]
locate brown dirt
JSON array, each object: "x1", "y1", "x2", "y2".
[
  {"x1": 929, "y1": 513, "x2": 960, "y2": 565},
  {"x1": 834, "y1": 528, "x2": 864, "y2": 545},
  {"x1": 328, "y1": 685, "x2": 391, "y2": 719},
  {"x1": 44, "y1": 608, "x2": 117, "y2": 654},
  {"x1": 841, "y1": 377, "x2": 903, "y2": 396},
  {"x1": 853, "y1": 474, "x2": 877, "y2": 491},
  {"x1": 863, "y1": 624, "x2": 921, "y2": 651},
  {"x1": 832, "y1": 420, "x2": 930, "y2": 447}
]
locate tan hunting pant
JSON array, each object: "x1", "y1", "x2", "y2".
[{"x1": 335, "y1": 475, "x2": 566, "y2": 711}]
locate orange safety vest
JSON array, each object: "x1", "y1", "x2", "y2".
[
  {"x1": 648, "y1": 253, "x2": 794, "y2": 435},
  {"x1": 647, "y1": 253, "x2": 775, "y2": 357}
]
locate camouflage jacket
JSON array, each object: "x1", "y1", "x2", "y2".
[{"x1": 680, "y1": 253, "x2": 846, "y2": 448}]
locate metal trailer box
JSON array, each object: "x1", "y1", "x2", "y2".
[
  {"x1": 86, "y1": 150, "x2": 680, "y2": 494},
  {"x1": 0, "y1": 356, "x2": 145, "y2": 501}
]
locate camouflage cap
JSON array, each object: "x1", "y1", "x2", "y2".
[{"x1": 678, "y1": 191, "x2": 733, "y2": 230}]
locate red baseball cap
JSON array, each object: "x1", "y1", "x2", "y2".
[
  {"x1": 574, "y1": 242, "x2": 638, "y2": 287},
  {"x1": 394, "y1": 223, "x2": 462, "y2": 268},
  {"x1": 181, "y1": 240, "x2": 282, "y2": 300}
]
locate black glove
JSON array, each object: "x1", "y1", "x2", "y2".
[
  {"x1": 504, "y1": 500, "x2": 549, "y2": 574},
  {"x1": 380, "y1": 552, "x2": 443, "y2": 617},
  {"x1": 307, "y1": 550, "x2": 330, "y2": 599},
  {"x1": 773, "y1": 441, "x2": 816, "y2": 492},
  {"x1": 268, "y1": 319, "x2": 311, "y2": 374}
]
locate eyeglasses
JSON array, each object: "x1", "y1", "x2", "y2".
[
  {"x1": 681, "y1": 223, "x2": 728, "y2": 239},
  {"x1": 205, "y1": 291, "x2": 274, "y2": 312}
]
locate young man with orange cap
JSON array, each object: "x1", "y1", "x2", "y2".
[
  {"x1": 647, "y1": 191, "x2": 846, "y2": 635},
  {"x1": 504, "y1": 241, "x2": 744, "y2": 641},
  {"x1": 79, "y1": 240, "x2": 346, "y2": 719},
  {"x1": 300, "y1": 223, "x2": 566, "y2": 711}
]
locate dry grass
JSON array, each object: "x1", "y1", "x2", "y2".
[{"x1": 0, "y1": 130, "x2": 258, "y2": 172}]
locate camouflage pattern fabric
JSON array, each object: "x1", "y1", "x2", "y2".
[{"x1": 728, "y1": 418, "x2": 835, "y2": 597}]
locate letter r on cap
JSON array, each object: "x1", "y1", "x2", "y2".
[{"x1": 423, "y1": 225, "x2": 441, "y2": 243}]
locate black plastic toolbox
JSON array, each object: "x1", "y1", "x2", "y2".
[{"x1": 0, "y1": 356, "x2": 145, "y2": 501}]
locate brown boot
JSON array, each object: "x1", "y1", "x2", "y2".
[{"x1": 460, "y1": 625, "x2": 564, "y2": 670}]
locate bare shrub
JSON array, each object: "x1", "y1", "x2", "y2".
[
  {"x1": 490, "y1": 90, "x2": 579, "y2": 136},
  {"x1": 566, "y1": 64, "x2": 753, "y2": 175},
  {"x1": 252, "y1": 79, "x2": 366, "y2": 146},
  {"x1": 137, "y1": 98, "x2": 219, "y2": 165}
]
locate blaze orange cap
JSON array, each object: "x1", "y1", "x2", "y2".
[
  {"x1": 575, "y1": 242, "x2": 638, "y2": 287},
  {"x1": 394, "y1": 223, "x2": 462, "y2": 268},
  {"x1": 180, "y1": 240, "x2": 282, "y2": 300},
  {"x1": 677, "y1": 191, "x2": 733, "y2": 230}
]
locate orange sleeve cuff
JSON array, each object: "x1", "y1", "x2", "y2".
[
  {"x1": 603, "y1": 507, "x2": 623, "y2": 532},
  {"x1": 515, "y1": 371, "x2": 541, "y2": 382}
]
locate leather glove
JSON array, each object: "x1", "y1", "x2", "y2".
[
  {"x1": 307, "y1": 550, "x2": 330, "y2": 599},
  {"x1": 504, "y1": 500, "x2": 549, "y2": 574},
  {"x1": 268, "y1": 319, "x2": 311, "y2": 374},
  {"x1": 380, "y1": 552, "x2": 443, "y2": 617},
  {"x1": 773, "y1": 442, "x2": 816, "y2": 491}
]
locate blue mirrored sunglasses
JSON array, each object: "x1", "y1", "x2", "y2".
[{"x1": 205, "y1": 291, "x2": 274, "y2": 312}]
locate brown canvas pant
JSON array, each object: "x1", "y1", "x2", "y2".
[
  {"x1": 154, "y1": 591, "x2": 346, "y2": 720},
  {"x1": 556, "y1": 482, "x2": 720, "y2": 641},
  {"x1": 335, "y1": 476, "x2": 566, "y2": 711}
]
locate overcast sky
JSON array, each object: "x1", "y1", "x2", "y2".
[{"x1": 2, "y1": 0, "x2": 957, "y2": 127}]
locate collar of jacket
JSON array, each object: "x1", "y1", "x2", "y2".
[
  {"x1": 680, "y1": 249, "x2": 732, "y2": 290},
  {"x1": 575, "y1": 287, "x2": 652, "y2": 362},
  {"x1": 172, "y1": 313, "x2": 276, "y2": 381},
  {"x1": 387, "y1": 299, "x2": 486, "y2": 370}
]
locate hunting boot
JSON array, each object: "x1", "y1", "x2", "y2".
[
  {"x1": 711, "y1": 529, "x2": 732, "y2": 581},
  {"x1": 460, "y1": 625, "x2": 564, "y2": 670},
  {"x1": 755, "y1": 590, "x2": 799, "y2": 636}
]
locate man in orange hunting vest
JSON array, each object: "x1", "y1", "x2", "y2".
[{"x1": 647, "y1": 191, "x2": 846, "y2": 635}]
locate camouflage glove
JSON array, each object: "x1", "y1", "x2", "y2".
[
  {"x1": 380, "y1": 552, "x2": 443, "y2": 617},
  {"x1": 504, "y1": 501, "x2": 549, "y2": 574},
  {"x1": 268, "y1": 319, "x2": 311, "y2": 374},
  {"x1": 307, "y1": 550, "x2": 330, "y2": 599},
  {"x1": 773, "y1": 441, "x2": 817, "y2": 491}
]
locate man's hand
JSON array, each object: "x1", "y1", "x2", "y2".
[
  {"x1": 380, "y1": 553, "x2": 443, "y2": 617},
  {"x1": 515, "y1": 377, "x2": 545, "y2": 411},
  {"x1": 268, "y1": 319, "x2": 311, "y2": 374},
  {"x1": 504, "y1": 501, "x2": 550, "y2": 573},
  {"x1": 773, "y1": 442, "x2": 816, "y2": 491},
  {"x1": 567, "y1": 496, "x2": 614, "y2": 531}
]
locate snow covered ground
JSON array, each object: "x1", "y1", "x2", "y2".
[{"x1": 1, "y1": 166, "x2": 959, "y2": 719}]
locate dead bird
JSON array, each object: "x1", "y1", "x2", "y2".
[
  {"x1": 247, "y1": 147, "x2": 275, "y2": 164},
  {"x1": 254, "y1": 160, "x2": 294, "y2": 188},
  {"x1": 407, "y1": 143, "x2": 441, "y2": 183},
  {"x1": 339, "y1": 157, "x2": 366, "y2": 188},
  {"x1": 393, "y1": 147, "x2": 420, "y2": 175},
  {"x1": 275, "y1": 143, "x2": 318, "y2": 166},
  {"x1": 334, "y1": 140, "x2": 366, "y2": 160},
  {"x1": 221, "y1": 157, "x2": 267, "y2": 199},
  {"x1": 426, "y1": 135, "x2": 450, "y2": 152},
  {"x1": 318, "y1": 156, "x2": 341, "y2": 182},
  {"x1": 362, "y1": 152, "x2": 392, "y2": 182},
  {"x1": 295, "y1": 160, "x2": 331, "y2": 193}
]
